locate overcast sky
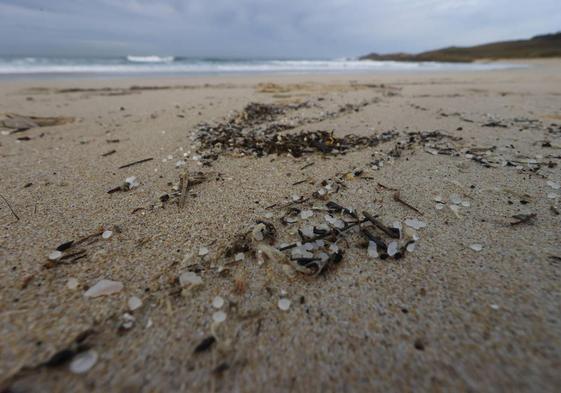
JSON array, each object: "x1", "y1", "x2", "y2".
[{"x1": 0, "y1": 0, "x2": 559, "y2": 58}]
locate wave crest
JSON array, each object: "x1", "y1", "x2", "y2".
[{"x1": 126, "y1": 55, "x2": 175, "y2": 63}]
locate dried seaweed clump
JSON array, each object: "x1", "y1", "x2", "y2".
[
  {"x1": 194, "y1": 102, "x2": 398, "y2": 161},
  {"x1": 389, "y1": 130, "x2": 462, "y2": 158}
]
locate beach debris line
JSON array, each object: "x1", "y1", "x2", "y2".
[
  {"x1": 192, "y1": 101, "x2": 399, "y2": 163},
  {"x1": 211, "y1": 197, "x2": 424, "y2": 278}
]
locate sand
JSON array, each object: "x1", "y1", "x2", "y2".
[{"x1": 1, "y1": 60, "x2": 560, "y2": 392}]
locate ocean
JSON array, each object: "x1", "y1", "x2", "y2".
[{"x1": 0, "y1": 56, "x2": 524, "y2": 78}]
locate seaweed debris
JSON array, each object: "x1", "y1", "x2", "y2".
[{"x1": 193, "y1": 102, "x2": 398, "y2": 162}]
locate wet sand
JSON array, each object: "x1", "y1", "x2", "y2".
[{"x1": 1, "y1": 60, "x2": 560, "y2": 392}]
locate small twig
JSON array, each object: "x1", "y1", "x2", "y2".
[
  {"x1": 0, "y1": 193, "x2": 19, "y2": 221},
  {"x1": 178, "y1": 172, "x2": 189, "y2": 208},
  {"x1": 510, "y1": 213, "x2": 536, "y2": 226},
  {"x1": 118, "y1": 157, "x2": 153, "y2": 169},
  {"x1": 393, "y1": 191, "x2": 423, "y2": 216},
  {"x1": 300, "y1": 162, "x2": 315, "y2": 170},
  {"x1": 362, "y1": 211, "x2": 400, "y2": 238},
  {"x1": 101, "y1": 149, "x2": 116, "y2": 157},
  {"x1": 377, "y1": 182, "x2": 398, "y2": 191},
  {"x1": 292, "y1": 179, "x2": 307, "y2": 186}
]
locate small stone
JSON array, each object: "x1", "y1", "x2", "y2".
[
  {"x1": 67, "y1": 278, "x2": 79, "y2": 290},
  {"x1": 179, "y1": 271, "x2": 203, "y2": 287},
  {"x1": 48, "y1": 250, "x2": 62, "y2": 261},
  {"x1": 84, "y1": 279, "x2": 123, "y2": 298},
  {"x1": 547, "y1": 193, "x2": 559, "y2": 199},
  {"x1": 406, "y1": 242, "x2": 416, "y2": 252},
  {"x1": 278, "y1": 298, "x2": 291, "y2": 311},
  {"x1": 461, "y1": 201, "x2": 471, "y2": 207},
  {"x1": 198, "y1": 247, "x2": 209, "y2": 256},
  {"x1": 234, "y1": 252, "x2": 245, "y2": 262},
  {"x1": 469, "y1": 244, "x2": 483, "y2": 252},
  {"x1": 128, "y1": 296, "x2": 142, "y2": 311},
  {"x1": 212, "y1": 296, "x2": 224, "y2": 309},
  {"x1": 102, "y1": 230, "x2": 113, "y2": 239},
  {"x1": 490, "y1": 304, "x2": 500, "y2": 310},
  {"x1": 300, "y1": 210, "x2": 313, "y2": 219},
  {"x1": 546, "y1": 180, "x2": 560, "y2": 190},
  {"x1": 435, "y1": 203, "x2": 445, "y2": 210},
  {"x1": 69, "y1": 350, "x2": 98, "y2": 374},
  {"x1": 212, "y1": 310, "x2": 227, "y2": 323}
]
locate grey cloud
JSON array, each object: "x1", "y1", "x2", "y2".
[{"x1": 0, "y1": 0, "x2": 559, "y2": 57}]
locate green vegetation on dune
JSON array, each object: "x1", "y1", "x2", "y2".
[{"x1": 360, "y1": 32, "x2": 561, "y2": 62}]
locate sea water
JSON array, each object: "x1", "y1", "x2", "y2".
[{"x1": 0, "y1": 55, "x2": 525, "y2": 78}]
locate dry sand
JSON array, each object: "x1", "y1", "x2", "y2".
[{"x1": 1, "y1": 60, "x2": 560, "y2": 392}]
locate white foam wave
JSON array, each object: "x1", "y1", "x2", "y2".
[{"x1": 126, "y1": 55, "x2": 175, "y2": 63}]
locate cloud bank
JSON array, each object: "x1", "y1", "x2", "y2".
[{"x1": 0, "y1": 0, "x2": 559, "y2": 57}]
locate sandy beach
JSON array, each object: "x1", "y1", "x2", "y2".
[{"x1": 1, "y1": 60, "x2": 560, "y2": 392}]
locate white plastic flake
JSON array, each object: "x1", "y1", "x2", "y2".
[
  {"x1": 367, "y1": 241, "x2": 378, "y2": 258},
  {"x1": 278, "y1": 298, "x2": 291, "y2": 311},
  {"x1": 301, "y1": 225, "x2": 315, "y2": 238},
  {"x1": 469, "y1": 244, "x2": 483, "y2": 252},
  {"x1": 125, "y1": 176, "x2": 140, "y2": 189},
  {"x1": 84, "y1": 279, "x2": 123, "y2": 298},
  {"x1": 404, "y1": 218, "x2": 427, "y2": 230},
  {"x1": 48, "y1": 250, "x2": 62, "y2": 261},
  {"x1": 128, "y1": 296, "x2": 143, "y2": 311},
  {"x1": 102, "y1": 230, "x2": 113, "y2": 239},
  {"x1": 69, "y1": 350, "x2": 98, "y2": 374},
  {"x1": 179, "y1": 271, "x2": 203, "y2": 287},
  {"x1": 67, "y1": 278, "x2": 79, "y2": 290},
  {"x1": 234, "y1": 252, "x2": 245, "y2": 262},
  {"x1": 387, "y1": 241, "x2": 399, "y2": 257},
  {"x1": 212, "y1": 296, "x2": 224, "y2": 309},
  {"x1": 449, "y1": 194, "x2": 462, "y2": 205},
  {"x1": 212, "y1": 310, "x2": 227, "y2": 323}
]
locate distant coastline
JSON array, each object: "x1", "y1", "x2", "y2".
[{"x1": 360, "y1": 32, "x2": 561, "y2": 63}]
